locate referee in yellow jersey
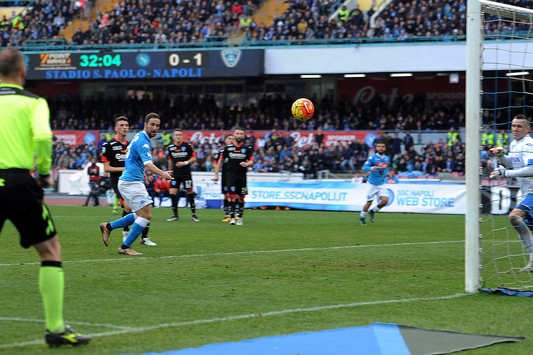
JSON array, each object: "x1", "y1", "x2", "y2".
[{"x1": 0, "y1": 48, "x2": 91, "y2": 347}]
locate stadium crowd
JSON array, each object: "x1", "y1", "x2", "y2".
[
  {"x1": 245, "y1": 0, "x2": 469, "y2": 44},
  {"x1": 48, "y1": 93, "x2": 466, "y2": 133},
  {"x1": 0, "y1": 0, "x2": 531, "y2": 47},
  {"x1": 44, "y1": 90, "x2": 482, "y2": 180},
  {"x1": 0, "y1": 0, "x2": 87, "y2": 47},
  {"x1": 47, "y1": 85, "x2": 519, "y2": 182},
  {"x1": 71, "y1": 0, "x2": 264, "y2": 46},
  {"x1": 2, "y1": 0, "x2": 522, "y2": 181},
  {"x1": 51, "y1": 128, "x2": 467, "y2": 181},
  {"x1": 41, "y1": 86, "x2": 522, "y2": 184}
]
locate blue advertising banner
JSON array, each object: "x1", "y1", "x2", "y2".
[{"x1": 244, "y1": 181, "x2": 466, "y2": 214}]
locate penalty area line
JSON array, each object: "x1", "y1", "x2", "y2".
[
  {"x1": 0, "y1": 240, "x2": 463, "y2": 267},
  {"x1": 90, "y1": 292, "x2": 469, "y2": 338},
  {"x1": 0, "y1": 292, "x2": 468, "y2": 348}
]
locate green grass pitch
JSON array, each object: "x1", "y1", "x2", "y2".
[{"x1": 0, "y1": 206, "x2": 531, "y2": 354}]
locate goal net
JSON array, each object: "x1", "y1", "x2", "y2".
[{"x1": 466, "y1": 0, "x2": 533, "y2": 293}]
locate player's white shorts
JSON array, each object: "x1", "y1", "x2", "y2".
[
  {"x1": 118, "y1": 180, "x2": 152, "y2": 212},
  {"x1": 366, "y1": 183, "x2": 388, "y2": 201}
]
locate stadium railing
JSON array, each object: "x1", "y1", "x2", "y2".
[{"x1": 12, "y1": 34, "x2": 471, "y2": 53}]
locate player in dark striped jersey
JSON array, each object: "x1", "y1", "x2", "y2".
[
  {"x1": 167, "y1": 129, "x2": 199, "y2": 222},
  {"x1": 214, "y1": 128, "x2": 254, "y2": 225},
  {"x1": 214, "y1": 134, "x2": 234, "y2": 221}
]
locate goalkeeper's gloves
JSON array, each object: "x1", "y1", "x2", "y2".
[
  {"x1": 490, "y1": 165, "x2": 507, "y2": 179},
  {"x1": 490, "y1": 147, "x2": 507, "y2": 157}
]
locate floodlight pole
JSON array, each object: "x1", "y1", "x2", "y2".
[{"x1": 465, "y1": 0, "x2": 482, "y2": 293}]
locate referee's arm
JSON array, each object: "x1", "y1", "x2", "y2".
[{"x1": 31, "y1": 99, "x2": 53, "y2": 176}]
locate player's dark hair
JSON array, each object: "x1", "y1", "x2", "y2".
[
  {"x1": 374, "y1": 138, "x2": 386, "y2": 145},
  {"x1": 115, "y1": 116, "x2": 128, "y2": 125},
  {"x1": 145, "y1": 112, "x2": 160, "y2": 123},
  {"x1": 234, "y1": 127, "x2": 244, "y2": 133},
  {"x1": 173, "y1": 128, "x2": 183, "y2": 133},
  {"x1": 514, "y1": 114, "x2": 527, "y2": 122},
  {"x1": 0, "y1": 48, "x2": 25, "y2": 77}
]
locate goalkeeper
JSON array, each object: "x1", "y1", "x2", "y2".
[{"x1": 490, "y1": 114, "x2": 533, "y2": 272}]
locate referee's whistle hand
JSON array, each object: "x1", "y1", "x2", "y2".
[{"x1": 37, "y1": 175, "x2": 52, "y2": 189}]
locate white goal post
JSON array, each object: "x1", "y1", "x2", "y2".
[{"x1": 466, "y1": 0, "x2": 533, "y2": 293}]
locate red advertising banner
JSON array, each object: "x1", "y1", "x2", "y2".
[
  {"x1": 182, "y1": 130, "x2": 378, "y2": 148},
  {"x1": 53, "y1": 130, "x2": 99, "y2": 146}
]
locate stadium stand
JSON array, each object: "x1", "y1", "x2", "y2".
[
  {"x1": 51, "y1": 126, "x2": 470, "y2": 181},
  {"x1": 67, "y1": 0, "x2": 266, "y2": 46},
  {"x1": 0, "y1": 0, "x2": 86, "y2": 46},
  {"x1": 0, "y1": 0, "x2": 529, "y2": 47},
  {"x1": 3, "y1": 0, "x2": 502, "y2": 180},
  {"x1": 46, "y1": 92, "x2": 465, "y2": 132}
]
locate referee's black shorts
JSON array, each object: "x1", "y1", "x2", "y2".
[{"x1": 0, "y1": 169, "x2": 57, "y2": 248}]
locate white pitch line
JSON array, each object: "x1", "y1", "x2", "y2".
[
  {"x1": 0, "y1": 292, "x2": 468, "y2": 349},
  {"x1": 0, "y1": 240, "x2": 463, "y2": 267}
]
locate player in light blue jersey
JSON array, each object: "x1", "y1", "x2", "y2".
[
  {"x1": 99, "y1": 113, "x2": 172, "y2": 255},
  {"x1": 360, "y1": 139, "x2": 391, "y2": 225}
]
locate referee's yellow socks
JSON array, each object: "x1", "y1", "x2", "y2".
[{"x1": 39, "y1": 262, "x2": 65, "y2": 334}]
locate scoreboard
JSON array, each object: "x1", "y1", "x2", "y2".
[{"x1": 25, "y1": 49, "x2": 264, "y2": 80}]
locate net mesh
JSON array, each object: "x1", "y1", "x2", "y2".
[{"x1": 480, "y1": 0, "x2": 533, "y2": 290}]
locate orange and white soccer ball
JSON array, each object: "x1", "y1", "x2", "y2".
[{"x1": 291, "y1": 98, "x2": 314, "y2": 121}]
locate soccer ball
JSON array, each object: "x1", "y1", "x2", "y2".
[{"x1": 291, "y1": 98, "x2": 314, "y2": 121}]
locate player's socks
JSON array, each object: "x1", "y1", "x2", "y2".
[
  {"x1": 235, "y1": 201, "x2": 242, "y2": 218},
  {"x1": 123, "y1": 217, "x2": 150, "y2": 247},
  {"x1": 372, "y1": 207, "x2": 381, "y2": 213},
  {"x1": 110, "y1": 213, "x2": 136, "y2": 230},
  {"x1": 113, "y1": 197, "x2": 120, "y2": 210},
  {"x1": 39, "y1": 261, "x2": 65, "y2": 334},
  {"x1": 188, "y1": 194, "x2": 196, "y2": 215},
  {"x1": 360, "y1": 211, "x2": 368, "y2": 218},
  {"x1": 223, "y1": 199, "x2": 229, "y2": 217},
  {"x1": 122, "y1": 211, "x2": 130, "y2": 233},
  {"x1": 230, "y1": 201, "x2": 236, "y2": 218},
  {"x1": 171, "y1": 194, "x2": 178, "y2": 216},
  {"x1": 510, "y1": 215, "x2": 533, "y2": 253},
  {"x1": 142, "y1": 222, "x2": 150, "y2": 238}
]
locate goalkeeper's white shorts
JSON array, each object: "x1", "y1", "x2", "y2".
[{"x1": 366, "y1": 183, "x2": 388, "y2": 201}]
